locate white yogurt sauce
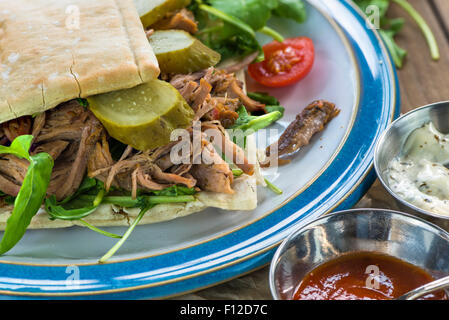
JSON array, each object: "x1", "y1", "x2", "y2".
[{"x1": 386, "y1": 122, "x2": 449, "y2": 216}]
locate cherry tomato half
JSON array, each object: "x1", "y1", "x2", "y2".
[{"x1": 248, "y1": 37, "x2": 315, "y2": 88}]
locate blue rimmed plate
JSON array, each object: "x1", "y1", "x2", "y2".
[{"x1": 0, "y1": 0, "x2": 399, "y2": 299}]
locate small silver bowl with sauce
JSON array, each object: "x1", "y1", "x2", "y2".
[
  {"x1": 269, "y1": 209, "x2": 449, "y2": 300},
  {"x1": 375, "y1": 101, "x2": 449, "y2": 221}
]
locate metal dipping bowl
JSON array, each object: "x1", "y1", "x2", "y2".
[
  {"x1": 374, "y1": 101, "x2": 449, "y2": 221},
  {"x1": 269, "y1": 209, "x2": 449, "y2": 300}
]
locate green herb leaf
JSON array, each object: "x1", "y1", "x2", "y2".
[
  {"x1": 265, "y1": 105, "x2": 285, "y2": 117},
  {"x1": 78, "y1": 220, "x2": 122, "y2": 239},
  {"x1": 151, "y1": 185, "x2": 197, "y2": 197},
  {"x1": 247, "y1": 92, "x2": 280, "y2": 106},
  {"x1": 0, "y1": 136, "x2": 54, "y2": 255},
  {"x1": 76, "y1": 98, "x2": 89, "y2": 107},
  {"x1": 45, "y1": 177, "x2": 106, "y2": 221},
  {"x1": 273, "y1": 0, "x2": 307, "y2": 23},
  {"x1": 197, "y1": 3, "x2": 263, "y2": 61},
  {"x1": 45, "y1": 195, "x2": 100, "y2": 221},
  {"x1": 0, "y1": 135, "x2": 33, "y2": 161},
  {"x1": 208, "y1": 0, "x2": 278, "y2": 31},
  {"x1": 379, "y1": 29, "x2": 407, "y2": 68},
  {"x1": 247, "y1": 92, "x2": 285, "y2": 117},
  {"x1": 192, "y1": 0, "x2": 307, "y2": 62},
  {"x1": 232, "y1": 168, "x2": 244, "y2": 177},
  {"x1": 99, "y1": 201, "x2": 155, "y2": 263},
  {"x1": 232, "y1": 106, "x2": 283, "y2": 132},
  {"x1": 354, "y1": 0, "x2": 439, "y2": 68},
  {"x1": 264, "y1": 178, "x2": 283, "y2": 195}
]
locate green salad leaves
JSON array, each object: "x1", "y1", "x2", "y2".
[
  {"x1": 0, "y1": 135, "x2": 53, "y2": 255},
  {"x1": 190, "y1": 0, "x2": 307, "y2": 61},
  {"x1": 354, "y1": 0, "x2": 439, "y2": 68}
]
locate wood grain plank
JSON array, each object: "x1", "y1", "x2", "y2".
[
  {"x1": 433, "y1": 0, "x2": 449, "y2": 38},
  {"x1": 388, "y1": 0, "x2": 449, "y2": 113}
]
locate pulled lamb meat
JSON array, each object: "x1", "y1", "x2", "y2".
[
  {"x1": 2, "y1": 116, "x2": 32, "y2": 142},
  {"x1": 170, "y1": 67, "x2": 265, "y2": 128},
  {"x1": 0, "y1": 127, "x2": 7, "y2": 146},
  {"x1": 0, "y1": 101, "x2": 103, "y2": 200},
  {"x1": 265, "y1": 100, "x2": 340, "y2": 166},
  {"x1": 190, "y1": 140, "x2": 234, "y2": 194},
  {"x1": 87, "y1": 121, "x2": 250, "y2": 197},
  {"x1": 152, "y1": 8, "x2": 198, "y2": 34}
]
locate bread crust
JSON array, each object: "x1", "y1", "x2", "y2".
[{"x1": 0, "y1": 0, "x2": 160, "y2": 124}]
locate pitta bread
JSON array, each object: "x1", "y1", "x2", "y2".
[
  {"x1": 0, "y1": 0, "x2": 160, "y2": 124},
  {"x1": 0, "y1": 173, "x2": 257, "y2": 230}
]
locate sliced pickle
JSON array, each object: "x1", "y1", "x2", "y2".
[
  {"x1": 149, "y1": 30, "x2": 221, "y2": 74},
  {"x1": 134, "y1": 0, "x2": 191, "y2": 28},
  {"x1": 88, "y1": 80, "x2": 194, "y2": 151}
]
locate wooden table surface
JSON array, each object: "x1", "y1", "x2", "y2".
[{"x1": 177, "y1": 0, "x2": 449, "y2": 300}]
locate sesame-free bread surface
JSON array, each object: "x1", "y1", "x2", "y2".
[{"x1": 0, "y1": 0, "x2": 160, "y2": 124}]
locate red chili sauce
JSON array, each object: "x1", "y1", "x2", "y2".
[{"x1": 293, "y1": 252, "x2": 447, "y2": 300}]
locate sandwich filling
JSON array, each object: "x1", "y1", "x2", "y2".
[{"x1": 0, "y1": 66, "x2": 260, "y2": 204}]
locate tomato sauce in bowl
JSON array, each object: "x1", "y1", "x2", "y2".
[{"x1": 293, "y1": 252, "x2": 447, "y2": 300}]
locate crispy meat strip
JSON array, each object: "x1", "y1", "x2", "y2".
[{"x1": 266, "y1": 100, "x2": 340, "y2": 165}]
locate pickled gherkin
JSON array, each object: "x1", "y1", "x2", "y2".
[
  {"x1": 87, "y1": 80, "x2": 194, "y2": 151},
  {"x1": 149, "y1": 30, "x2": 221, "y2": 74},
  {"x1": 134, "y1": 0, "x2": 191, "y2": 28}
]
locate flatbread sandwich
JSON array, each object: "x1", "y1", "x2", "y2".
[{"x1": 0, "y1": 0, "x2": 263, "y2": 260}]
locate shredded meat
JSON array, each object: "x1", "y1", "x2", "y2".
[
  {"x1": 31, "y1": 112, "x2": 46, "y2": 141},
  {"x1": 191, "y1": 79, "x2": 212, "y2": 111},
  {"x1": 87, "y1": 121, "x2": 248, "y2": 196},
  {"x1": 87, "y1": 134, "x2": 115, "y2": 183},
  {"x1": 0, "y1": 127, "x2": 7, "y2": 146},
  {"x1": 152, "y1": 8, "x2": 198, "y2": 34},
  {"x1": 51, "y1": 120, "x2": 102, "y2": 200},
  {"x1": 171, "y1": 67, "x2": 266, "y2": 126},
  {"x1": 0, "y1": 100, "x2": 103, "y2": 200},
  {"x1": 2, "y1": 116, "x2": 32, "y2": 142},
  {"x1": 265, "y1": 100, "x2": 340, "y2": 165},
  {"x1": 190, "y1": 140, "x2": 234, "y2": 194},
  {"x1": 0, "y1": 174, "x2": 21, "y2": 196},
  {"x1": 0, "y1": 155, "x2": 28, "y2": 188},
  {"x1": 227, "y1": 79, "x2": 265, "y2": 113},
  {"x1": 220, "y1": 52, "x2": 259, "y2": 74},
  {"x1": 33, "y1": 140, "x2": 70, "y2": 161},
  {"x1": 202, "y1": 121, "x2": 254, "y2": 175}
]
